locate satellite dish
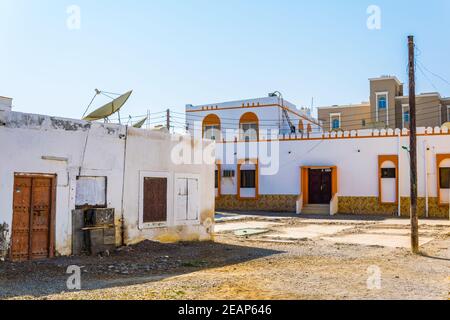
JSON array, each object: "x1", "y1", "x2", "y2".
[
  {"x1": 83, "y1": 90, "x2": 133, "y2": 121},
  {"x1": 133, "y1": 117, "x2": 148, "y2": 129},
  {"x1": 442, "y1": 122, "x2": 450, "y2": 130}
]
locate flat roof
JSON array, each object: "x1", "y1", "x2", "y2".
[
  {"x1": 369, "y1": 76, "x2": 403, "y2": 86},
  {"x1": 318, "y1": 102, "x2": 370, "y2": 110}
]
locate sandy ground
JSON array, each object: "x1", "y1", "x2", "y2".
[{"x1": 0, "y1": 213, "x2": 449, "y2": 300}]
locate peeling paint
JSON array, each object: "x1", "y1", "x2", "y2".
[
  {"x1": 50, "y1": 117, "x2": 91, "y2": 131},
  {"x1": 0, "y1": 223, "x2": 10, "y2": 260}
]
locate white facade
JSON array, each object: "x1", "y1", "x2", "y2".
[
  {"x1": 186, "y1": 96, "x2": 321, "y2": 139},
  {"x1": 0, "y1": 110, "x2": 215, "y2": 259},
  {"x1": 185, "y1": 98, "x2": 450, "y2": 217}
]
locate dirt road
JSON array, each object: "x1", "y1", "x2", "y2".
[{"x1": 1, "y1": 214, "x2": 449, "y2": 300}]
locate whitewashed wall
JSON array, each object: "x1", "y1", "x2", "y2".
[
  {"x1": 0, "y1": 111, "x2": 215, "y2": 257},
  {"x1": 122, "y1": 128, "x2": 215, "y2": 245},
  {"x1": 215, "y1": 130, "x2": 450, "y2": 199},
  {"x1": 0, "y1": 111, "x2": 126, "y2": 256}
]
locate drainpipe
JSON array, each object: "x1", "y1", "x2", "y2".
[
  {"x1": 397, "y1": 131, "x2": 401, "y2": 217},
  {"x1": 424, "y1": 140, "x2": 429, "y2": 218},
  {"x1": 120, "y1": 126, "x2": 128, "y2": 246}
]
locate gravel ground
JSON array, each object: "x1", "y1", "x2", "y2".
[{"x1": 0, "y1": 215, "x2": 449, "y2": 300}]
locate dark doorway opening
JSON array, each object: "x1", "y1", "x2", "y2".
[{"x1": 308, "y1": 169, "x2": 332, "y2": 204}]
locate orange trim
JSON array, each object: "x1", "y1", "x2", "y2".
[
  {"x1": 300, "y1": 166, "x2": 337, "y2": 205},
  {"x1": 436, "y1": 154, "x2": 450, "y2": 206},
  {"x1": 218, "y1": 131, "x2": 450, "y2": 144},
  {"x1": 378, "y1": 155, "x2": 399, "y2": 205},
  {"x1": 202, "y1": 114, "x2": 221, "y2": 139},
  {"x1": 187, "y1": 103, "x2": 320, "y2": 126},
  {"x1": 215, "y1": 163, "x2": 221, "y2": 199},
  {"x1": 237, "y1": 161, "x2": 259, "y2": 200}
]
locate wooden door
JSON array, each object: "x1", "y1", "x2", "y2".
[
  {"x1": 143, "y1": 177, "x2": 167, "y2": 223},
  {"x1": 11, "y1": 175, "x2": 54, "y2": 261},
  {"x1": 308, "y1": 169, "x2": 332, "y2": 204}
]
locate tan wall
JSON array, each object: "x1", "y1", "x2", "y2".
[
  {"x1": 370, "y1": 78, "x2": 402, "y2": 129},
  {"x1": 396, "y1": 95, "x2": 443, "y2": 128},
  {"x1": 318, "y1": 104, "x2": 371, "y2": 131}
]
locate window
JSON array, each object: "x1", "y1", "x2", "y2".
[
  {"x1": 75, "y1": 176, "x2": 107, "y2": 207},
  {"x1": 402, "y1": 105, "x2": 410, "y2": 128},
  {"x1": 240, "y1": 112, "x2": 259, "y2": 141},
  {"x1": 440, "y1": 168, "x2": 450, "y2": 189},
  {"x1": 240, "y1": 170, "x2": 256, "y2": 188},
  {"x1": 223, "y1": 170, "x2": 235, "y2": 178},
  {"x1": 330, "y1": 113, "x2": 341, "y2": 130},
  {"x1": 240, "y1": 123, "x2": 258, "y2": 141},
  {"x1": 143, "y1": 177, "x2": 168, "y2": 223},
  {"x1": 403, "y1": 111, "x2": 410, "y2": 123},
  {"x1": 362, "y1": 119, "x2": 366, "y2": 127},
  {"x1": 381, "y1": 168, "x2": 396, "y2": 179},
  {"x1": 202, "y1": 114, "x2": 221, "y2": 141},
  {"x1": 378, "y1": 95, "x2": 387, "y2": 109},
  {"x1": 332, "y1": 119, "x2": 340, "y2": 129},
  {"x1": 204, "y1": 125, "x2": 220, "y2": 141}
]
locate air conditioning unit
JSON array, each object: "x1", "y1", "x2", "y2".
[{"x1": 223, "y1": 170, "x2": 235, "y2": 178}]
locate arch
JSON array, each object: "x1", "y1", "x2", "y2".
[
  {"x1": 436, "y1": 154, "x2": 450, "y2": 205},
  {"x1": 202, "y1": 114, "x2": 221, "y2": 140},
  {"x1": 239, "y1": 112, "x2": 259, "y2": 141},
  {"x1": 378, "y1": 155, "x2": 399, "y2": 205}
]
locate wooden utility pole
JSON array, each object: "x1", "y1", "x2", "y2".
[
  {"x1": 166, "y1": 109, "x2": 171, "y2": 132},
  {"x1": 408, "y1": 35, "x2": 419, "y2": 254}
]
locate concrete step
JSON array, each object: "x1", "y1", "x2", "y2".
[{"x1": 301, "y1": 205, "x2": 330, "y2": 215}]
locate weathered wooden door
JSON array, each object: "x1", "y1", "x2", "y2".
[
  {"x1": 143, "y1": 177, "x2": 167, "y2": 223},
  {"x1": 175, "y1": 177, "x2": 199, "y2": 222},
  {"x1": 308, "y1": 169, "x2": 332, "y2": 204},
  {"x1": 11, "y1": 175, "x2": 54, "y2": 261}
]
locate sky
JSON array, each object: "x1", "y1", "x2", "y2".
[{"x1": 1, "y1": 0, "x2": 449, "y2": 122}]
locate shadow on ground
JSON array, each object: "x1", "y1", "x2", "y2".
[{"x1": 0, "y1": 240, "x2": 283, "y2": 299}]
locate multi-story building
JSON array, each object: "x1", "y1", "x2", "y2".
[
  {"x1": 318, "y1": 76, "x2": 450, "y2": 131},
  {"x1": 186, "y1": 95, "x2": 321, "y2": 142},
  {"x1": 186, "y1": 94, "x2": 450, "y2": 219}
]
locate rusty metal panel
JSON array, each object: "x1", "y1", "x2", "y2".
[
  {"x1": 11, "y1": 177, "x2": 32, "y2": 262},
  {"x1": 143, "y1": 178, "x2": 167, "y2": 223}
]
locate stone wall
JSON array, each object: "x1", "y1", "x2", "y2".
[
  {"x1": 338, "y1": 197, "x2": 448, "y2": 219},
  {"x1": 216, "y1": 195, "x2": 448, "y2": 219},
  {"x1": 216, "y1": 195, "x2": 297, "y2": 212},
  {"x1": 0, "y1": 223, "x2": 10, "y2": 260}
]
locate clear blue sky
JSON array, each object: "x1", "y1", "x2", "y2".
[{"x1": 1, "y1": 0, "x2": 449, "y2": 121}]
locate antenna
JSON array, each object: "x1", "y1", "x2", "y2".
[
  {"x1": 82, "y1": 90, "x2": 133, "y2": 122},
  {"x1": 132, "y1": 116, "x2": 148, "y2": 129}
]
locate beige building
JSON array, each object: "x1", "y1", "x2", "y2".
[{"x1": 319, "y1": 76, "x2": 450, "y2": 131}]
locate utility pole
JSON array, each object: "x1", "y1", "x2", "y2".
[
  {"x1": 408, "y1": 35, "x2": 419, "y2": 254},
  {"x1": 166, "y1": 109, "x2": 171, "y2": 132}
]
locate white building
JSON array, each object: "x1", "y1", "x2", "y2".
[
  {"x1": 186, "y1": 96, "x2": 450, "y2": 218},
  {"x1": 0, "y1": 101, "x2": 215, "y2": 261}
]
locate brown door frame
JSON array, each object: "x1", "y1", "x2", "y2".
[{"x1": 10, "y1": 173, "x2": 56, "y2": 261}]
